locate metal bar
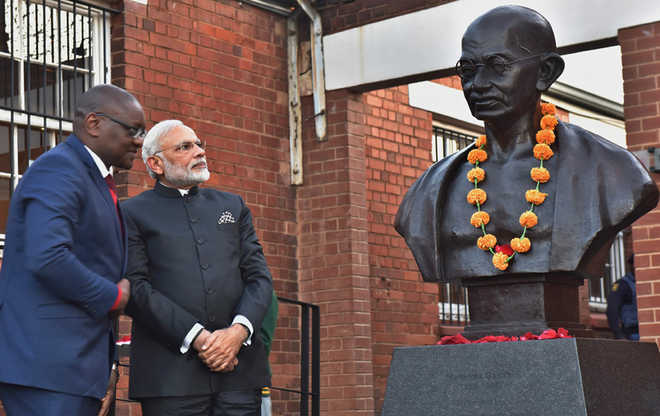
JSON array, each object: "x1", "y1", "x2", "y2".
[
  {"x1": 9, "y1": 0, "x2": 15, "y2": 195},
  {"x1": 25, "y1": 0, "x2": 32, "y2": 179},
  {"x1": 73, "y1": 0, "x2": 78, "y2": 110},
  {"x1": 102, "y1": 9, "x2": 106, "y2": 83},
  {"x1": 86, "y1": 4, "x2": 91, "y2": 88},
  {"x1": 311, "y1": 304, "x2": 320, "y2": 416},
  {"x1": 66, "y1": 8, "x2": 70, "y2": 117},
  {"x1": 58, "y1": 0, "x2": 62, "y2": 139},
  {"x1": 0, "y1": 104, "x2": 74, "y2": 122},
  {"x1": 300, "y1": 305, "x2": 310, "y2": 415}
]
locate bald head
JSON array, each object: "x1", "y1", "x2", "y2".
[
  {"x1": 73, "y1": 84, "x2": 141, "y2": 135},
  {"x1": 464, "y1": 5, "x2": 557, "y2": 57}
]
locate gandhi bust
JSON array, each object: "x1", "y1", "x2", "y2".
[{"x1": 395, "y1": 5, "x2": 659, "y2": 282}]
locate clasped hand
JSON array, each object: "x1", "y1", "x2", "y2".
[{"x1": 193, "y1": 324, "x2": 247, "y2": 372}]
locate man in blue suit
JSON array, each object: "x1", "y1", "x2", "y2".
[{"x1": 0, "y1": 84, "x2": 145, "y2": 415}]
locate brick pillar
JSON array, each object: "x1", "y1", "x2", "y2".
[
  {"x1": 619, "y1": 21, "x2": 660, "y2": 344},
  {"x1": 298, "y1": 90, "x2": 375, "y2": 415}
]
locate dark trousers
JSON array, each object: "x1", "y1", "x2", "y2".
[
  {"x1": 141, "y1": 390, "x2": 262, "y2": 416},
  {"x1": 0, "y1": 382, "x2": 100, "y2": 416}
]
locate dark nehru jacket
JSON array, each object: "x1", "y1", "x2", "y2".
[
  {"x1": 395, "y1": 121, "x2": 659, "y2": 282},
  {"x1": 123, "y1": 182, "x2": 272, "y2": 398}
]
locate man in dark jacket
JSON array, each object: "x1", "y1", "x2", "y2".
[
  {"x1": 123, "y1": 120, "x2": 273, "y2": 415},
  {"x1": 607, "y1": 256, "x2": 639, "y2": 341}
]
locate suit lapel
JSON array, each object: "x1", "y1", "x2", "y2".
[{"x1": 65, "y1": 135, "x2": 126, "y2": 266}]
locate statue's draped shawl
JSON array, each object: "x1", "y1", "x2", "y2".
[{"x1": 394, "y1": 122, "x2": 659, "y2": 282}]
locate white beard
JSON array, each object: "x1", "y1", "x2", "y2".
[{"x1": 162, "y1": 156, "x2": 210, "y2": 188}]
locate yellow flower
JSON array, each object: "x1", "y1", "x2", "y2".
[
  {"x1": 525, "y1": 189, "x2": 548, "y2": 205},
  {"x1": 535, "y1": 129, "x2": 555, "y2": 145},
  {"x1": 475, "y1": 135, "x2": 487, "y2": 148},
  {"x1": 541, "y1": 102, "x2": 556, "y2": 116},
  {"x1": 533, "y1": 144, "x2": 554, "y2": 161},
  {"x1": 519, "y1": 211, "x2": 538, "y2": 228},
  {"x1": 477, "y1": 234, "x2": 497, "y2": 250},
  {"x1": 530, "y1": 167, "x2": 550, "y2": 183},
  {"x1": 511, "y1": 237, "x2": 531, "y2": 253},
  {"x1": 492, "y1": 252, "x2": 509, "y2": 271},
  {"x1": 467, "y1": 167, "x2": 485, "y2": 183},
  {"x1": 540, "y1": 114, "x2": 558, "y2": 130},
  {"x1": 467, "y1": 189, "x2": 487, "y2": 205},
  {"x1": 467, "y1": 149, "x2": 488, "y2": 164},
  {"x1": 470, "y1": 211, "x2": 490, "y2": 227}
]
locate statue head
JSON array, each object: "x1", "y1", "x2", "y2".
[{"x1": 457, "y1": 6, "x2": 565, "y2": 128}]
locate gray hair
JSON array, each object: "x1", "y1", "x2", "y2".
[{"x1": 142, "y1": 119, "x2": 187, "y2": 179}]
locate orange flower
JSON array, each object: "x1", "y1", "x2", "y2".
[
  {"x1": 540, "y1": 114, "x2": 558, "y2": 130},
  {"x1": 533, "y1": 144, "x2": 554, "y2": 161},
  {"x1": 530, "y1": 167, "x2": 550, "y2": 183},
  {"x1": 525, "y1": 189, "x2": 548, "y2": 205},
  {"x1": 535, "y1": 129, "x2": 555, "y2": 145},
  {"x1": 519, "y1": 211, "x2": 538, "y2": 228},
  {"x1": 475, "y1": 135, "x2": 487, "y2": 148},
  {"x1": 541, "y1": 102, "x2": 556, "y2": 116},
  {"x1": 467, "y1": 167, "x2": 485, "y2": 183},
  {"x1": 492, "y1": 252, "x2": 509, "y2": 271},
  {"x1": 511, "y1": 237, "x2": 531, "y2": 253},
  {"x1": 477, "y1": 234, "x2": 497, "y2": 250},
  {"x1": 467, "y1": 189, "x2": 487, "y2": 205},
  {"x1": 470, "y1": 211, "x2": 490, "y2": 227},
  {"x1": 467, "y1": 149, "x2": 488, "y2": 164}
]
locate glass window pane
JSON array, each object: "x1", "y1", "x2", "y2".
[{"x1": 0, "y1": 56, "x2": 19, "y2": 109}]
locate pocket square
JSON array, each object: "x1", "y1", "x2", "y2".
[{"x1": 218, "y1": 210, "x2": 236, "y2": 225}]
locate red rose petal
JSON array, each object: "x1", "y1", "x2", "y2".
[{"x1": 495, "y1": 244, "x2": 514, "y2": 256}]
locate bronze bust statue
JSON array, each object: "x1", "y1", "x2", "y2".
[{"x1": 395, "y1": 5, "x2": 659, "y2": 283}]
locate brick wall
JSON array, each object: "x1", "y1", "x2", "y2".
[
  {"x1": 111, "y1": 0, "x2": 295, "y2": 414},
  {"x1": 297, "y1": 90, "x2": 375, "y2": 415},
  {"x1": 619, "y1": 21, "x2": 660, "y2": 345},
  {"x1": 363, "y1": 85, "x2": 439, "y2": 412}
]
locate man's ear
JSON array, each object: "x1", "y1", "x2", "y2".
[
  {"x1": 536, "y1": 53, "x2": 564, "y2": 92},
  {"x1": 84, "y1": 113, "x2": 103, "y2": 138},
  {"x1": 146, "y1": 155, "x2": 164, "y2": 176}
]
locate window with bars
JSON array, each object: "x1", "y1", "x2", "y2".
[
  {"x1": 432, "y1": 124, "x2": 479, "y2": 325},
  {"x1": 0, "y1": 0, "x2": 113, "y2": 237},
  {"x1": 588, "y1": 231, "x2": 627, "y2": 310}
]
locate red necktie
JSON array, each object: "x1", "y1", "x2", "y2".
[{"x1": 105, "y1": 174, "x2": 124, "y2": 237}]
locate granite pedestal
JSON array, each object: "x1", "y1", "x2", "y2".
[{"x1": 382, "y1": 338, "x2": 660, "y2": 416}]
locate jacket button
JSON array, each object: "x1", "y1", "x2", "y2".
[
  {"x1": 190, "y1": 218, "x2": 199, "y2": 223},
  {"x1": 197, "y1": 238, "x2": 205, "y2": 245},
  {"x1": 206, "y1": 288, "x2": 215, "y2": 295},
  {"x1": 209, "y1": 315, "x2": 216, "y2": 322},
  {"x1": 201, "y1": 264, "x2": 209, "y2": 270}
]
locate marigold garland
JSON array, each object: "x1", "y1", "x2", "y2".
[
  {"x1": 466, "y1": 103, "x2": 558, "y2": 271},
  {"x1": 470, "y1": 211, "x2": 490, "y2": 227}
]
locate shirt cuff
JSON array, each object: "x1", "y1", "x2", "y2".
[
  {"x1": 232, "y1": 315, "x2": 253, "y2": 346},
  {"x1": 109, "y1": 285, "x2": 122, "y2": 312},
  {"x1": 180, "y1": 323, "x2": 205, "y2": 354}
]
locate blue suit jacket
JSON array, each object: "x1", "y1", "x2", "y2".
[{"x1": 0, "y1": 134, "x2": 126, "y2": 399}]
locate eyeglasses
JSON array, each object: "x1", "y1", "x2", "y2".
[
  {"x1": 455, "y1": 54, "x2": 543, "y2": 80},
  {"x1": 95, "y1": 112, "x2": 146, "y2": 139},
  {"x1": 154, "y1": 139, "x2": 206, "y2": 155}
]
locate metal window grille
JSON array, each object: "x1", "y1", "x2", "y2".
[
  {"x1": 432, "y1": 126, "x2": 476, "y2": 162},
  {"x1": 432, "y1": 126, "x2": 477, "y2": 325},
  {"x1": 0, "y1": 0, "x2": 114, "y2": 242},
  {"x1": 589, "y1": 231, "x2": 626, "y2": 309}
]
